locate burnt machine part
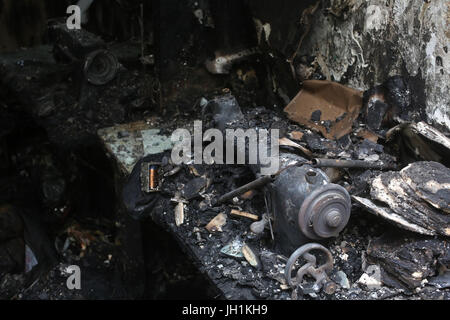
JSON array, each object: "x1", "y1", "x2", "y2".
[
  {"x1": 83, "y1": 49, "x2": 119, "y2": 85},
  {"x1": 285, "y1": 243, "x2": 334, "y2": 294},
  {"x1": 49, "y1": 22, "x2": 119, "y2": 85},
  {"x1": 205, "y1": 47, "x2": 259, "y2": 74},
  {"x1": 269, "y1": 164, "x2": 351, "y2": 255},
  {"x1": 312, "y1": 158, "x2": 398, "y2": 170},
  {"x1": 204, "y1": 95, "x2": 350, "y2": 251},
  {"x1": 49, "y1": 22, "x2": 105, "y2": 59},
  {"x1": 141, "y1": 162, "x2": 162, "y2": 193}
]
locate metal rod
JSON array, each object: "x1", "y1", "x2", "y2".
[
  {"x1": 216, "y1": 162, "x2": 306, "y2": 205},
  {"x1": 312, "y1": 158, "x2": 397, "y2": 170},
  {"x1": 264, "y1": 195, "x2": 274, "y2": 241},
  {"x1": 217, "y1": 175, "x2": 274, "y2": 204}
]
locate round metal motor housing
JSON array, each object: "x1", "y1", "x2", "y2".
[
  {"x1": 268, "y1": 157, "x2": 351, "y2": 254},
  {"x1": 83, "y1": 49, "x2": 119, "y2": 85},
  {"x1": 298, "y1": 183, "x2": 351, "y2": 239}
]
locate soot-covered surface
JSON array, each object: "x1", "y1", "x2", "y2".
[{"x1": 0, "y1": 0, "x2": 449, "y2": 301}]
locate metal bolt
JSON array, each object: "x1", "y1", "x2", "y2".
[
  {"x1": 323, "y1": 280, "x2": 337, "y2": 295},
  {"x1": 326, "y1": 210, "x2": 342, "y2": 228}
]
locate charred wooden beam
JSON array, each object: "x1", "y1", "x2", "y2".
[{"x1": 367, "y1": 234, "x2": 449, "y2": 290}]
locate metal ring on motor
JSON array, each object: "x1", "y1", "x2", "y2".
[{"x1": 298, "y1": 183, "x2": 351, "y2": 240}]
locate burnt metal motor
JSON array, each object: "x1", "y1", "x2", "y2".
[
  {"x1": 266, "y1": 154, "x2": 351, "y2": 255},
  {"x1": 205, "y1": 94, "x2": 351, "y2": 254},
  {"x1": 48, "y1": 22, "x2": 119, "y2": 86}
]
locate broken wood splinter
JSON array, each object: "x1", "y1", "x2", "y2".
[{"x1": 230, "y1": 209, "x2": 259, "y2": 221}]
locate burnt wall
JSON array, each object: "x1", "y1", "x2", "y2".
[{"x1": 297, "y1": 0, "x2": 449, "y2": 131}]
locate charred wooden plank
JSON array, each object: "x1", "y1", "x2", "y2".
[
  {"x1": 352, "y1": 196, "x2": 435, "y2": 236},
  {"x1": 367, "y1": 234, "x2": 449, "y2": 289},
  {"x1": 356, "y1": 161, "x2": 450, "y2": 237},
  {"x1": 371, "y1": 171, "x2": 449, "y2": 236},
  {"x1": 400, "y1": 161, "x2": 450, "y2": 214},
  {"x1": 386, "y1": 122, "x2": 450, "y2": 167}
]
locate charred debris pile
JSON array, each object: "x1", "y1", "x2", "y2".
[{"x1": 0, "y1": 0, "x2": 449, "y2": 300}]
